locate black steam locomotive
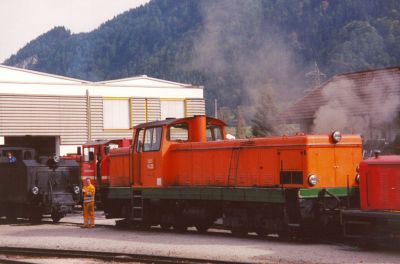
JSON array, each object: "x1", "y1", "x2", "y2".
[{"x1": 0, "y1": 147, "x2": 81, "y2": 222}]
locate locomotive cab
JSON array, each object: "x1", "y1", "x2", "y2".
[{"x1": 131, "y1": 116, "x2": 226, "y2": 187}]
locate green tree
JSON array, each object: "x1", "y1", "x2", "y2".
[{"x1": 326, "y1": 21, "x2": 390, "y2": 73}]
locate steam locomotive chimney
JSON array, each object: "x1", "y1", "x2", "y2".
[
  {"x1": 374, "y1": 150, "x2": 381, "y2": 159},
  {"x1": 189, "y1": 115, "x2": 207, "y2": 142}
]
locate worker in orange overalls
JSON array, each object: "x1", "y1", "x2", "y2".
[{"x1": 82, "y1": 178, "x2": 95, "y2": 228}]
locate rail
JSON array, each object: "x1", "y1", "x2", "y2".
[{"x1": 0, "y1": 247, "x2": 250, "y2": 264}]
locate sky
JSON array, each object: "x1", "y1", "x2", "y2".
[{"x1": 0, "y1": 0, "x2": 150, "y2": 62}]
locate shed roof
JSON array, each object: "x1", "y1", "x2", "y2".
[
  {"x1": 0, "y1": 65, "x2": 203, "y2": 98},
  {"x1": 95, "y1": 75, "x2": 200, "y2": 89},
  {"x1": 0, "y1": 64, "x2": 201, "y2": 89},
  {"x1": 0, "y1": 64, "x2": 89, "y2": 84},
  {"x1": 281, "y1": 67, "x2": 400, "y2": 122}
]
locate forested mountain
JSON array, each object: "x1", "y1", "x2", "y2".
[{"x1": 4, "y1": 0, "x2": 400, "y2": 121}]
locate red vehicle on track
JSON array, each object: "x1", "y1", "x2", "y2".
[
  {"x1": 78, "y1": 139, "x2": 131, "y2": 186},
  {"x1": 342, "y1": 153, "x2": 400, "y2": 241},
  {"x1": 64, "y1": 138, "x2": 131, "y2": 205}
]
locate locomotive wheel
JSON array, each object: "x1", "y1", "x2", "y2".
[
  {"x1": 277, "y1": 231, "x2": 290, "y2": 241},
  {"x1": 51, "y1": 212, "x2": 62, "y2": 223},
  {"x1": 160, "y1": 223, "x2": 172, "y2": 231},
  {"x1": 255, "y1": 228, "x2": 269, "y2": 237},
  {"x1": 230, "y1": 227, "x2": 248, "y2": 237},
  {"x1": 195, "y1": 223, "x2": 211, "y2": 233},
  {"x1": 173, "y1": 221, "x2": 188, "y2": 233},
  {"x1": 29, "y1": 213, "x2": 42, "y2": 223},
  {"x1": 52, "y1": 216, "x2": 61, "y2": 223},
  {"x1": 6, "y1": 215, "x2": 17, "y2": 223},
  {"x1": 5, "y1": 208, "x2": 17, "y2": 222}
]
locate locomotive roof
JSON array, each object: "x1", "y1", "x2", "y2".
[
  {"x1": 83, "y1": 138, "x2": 129, "y2": 146},
  {"x1": 133, "y1": 116, "x2": 226, "y2": 129},
  {"x1": 362, "y1": 155, "x2": 400, "y2": 165}
]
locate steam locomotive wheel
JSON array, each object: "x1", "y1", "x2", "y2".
[
  {"x1": 160, "y1": 223, "x2": 172, "y2": 231},
  {"x1": 6, "y1": 215, "x2": 17, "y2": 222},
  {"x1": 173, "y1": 221, "x2": 188, "y2": 233},
  {"x1": 29, "y1": 213, "x2": 42, "y2": 223},
  {"x1": 195, "y1": 223, "x2": 211, "y2": 233},
  {"x1": 51, "y1": 212, "x2": 62, "y2": 223},
  {"x1": 255, "y1": 228, "x2": 269, "y2": 237},
  {"x1": 230, "y1": 227, "x2": 248, "y2": 237}
]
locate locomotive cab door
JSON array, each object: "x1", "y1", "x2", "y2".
[
  {"x1": 134, "y1": 126, "x2": 163, "y2": 187},
  {"x1": 82, "y1": 146, "x2": 96, "y2": 184}
]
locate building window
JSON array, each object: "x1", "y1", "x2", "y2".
[
  {"x1": 160, "y1": 100, "x2": 185, "y2": 120},
  {"x1": 103, "y1": 99, "x2": 130, "y2": 129}
]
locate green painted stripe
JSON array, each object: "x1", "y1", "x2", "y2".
[
  {"x1": 298, "y1": 187, "x2": 359, "y2": 198},
  {"x1": 107, "y1": 186, "x2": 285, "y2": 203},
  {"x1": 142, "y1": 187, "x2": 285, "y2": 203},
  {"x1": 107, "y1": 187, "x2": 133, "y2": 199},
  {"x1": 107, "y1": 186, "x2": 359, "y2": 202}
]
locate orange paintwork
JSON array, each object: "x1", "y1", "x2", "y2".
[
  {"x1": 167, "y1": 136, "x2": 362, "y2": 188},
  {"x1": 108, "y1": 147, "x2": 131, "y2": 187},
  {"x1": 108, "y1": 116, "x2": 362, "y2": 190}
]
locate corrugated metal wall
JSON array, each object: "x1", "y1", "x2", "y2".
[
  {"x1": 186, "y1": 98, "x2": 205, "y2": 116},
  {"x1": 132, "y1": 98, "x2": 146, "y2": 126},
  {"x1": 0, "y1": 95, "x2": 206, "y2": 144},
  {"x1": 0, "y1": 95, "x2": 87, "y2": 144},
  {"x1": 146, "y1": 98, "x2": 161, "y2": 122}
]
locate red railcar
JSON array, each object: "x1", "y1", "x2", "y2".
[
  {"x1": 64, "y1": 138, "x2": 131, "y2": 205},
  {"x1": 342, "y1": 154, "x2": 400, "y2": 240},
  {"x1": 78, "y1": 139, "x2": 131, "y2": 187}
]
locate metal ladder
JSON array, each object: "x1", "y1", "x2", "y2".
[{"x1": 132, "y1": 190, "x2": 143, "y2": 221}]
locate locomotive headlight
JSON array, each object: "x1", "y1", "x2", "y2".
[
  {"x1": 331, "y1": 131, "x2": 342, "y2": 143},
  {"x1": 31, "y1": 186, "x2": 39, "y2": 195},
  {"x1": 73, "y1": 185, "x2": 80, "y2": 194},
  {"x1": 53, "y1": 155, "x2": 60, "y2": 163},
  {"x1": 355, "y1": 173, "x2": 360, "y2": 184},
  {"x1": 308, "y1": 174, "x2": 318, "y2": 186}
]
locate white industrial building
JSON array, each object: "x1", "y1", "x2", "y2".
[{"x1": 0, "y1": 65, "x2": 205, "y2": 156}]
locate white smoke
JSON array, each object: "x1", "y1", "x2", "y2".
[
  {"x1": 191, "y1": 0, "x2": 305, "y2": 104},
  {"x1": 312, "y1": 72, "x2": 400, "y2": 137}
]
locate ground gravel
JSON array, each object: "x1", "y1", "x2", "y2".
[{"x1": 0, "y1": 212, "x2": 399, "y2": 264}]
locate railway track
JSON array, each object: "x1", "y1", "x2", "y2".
[{"x1": 0, "y1": 247, "x2": 250, "y2": 264}]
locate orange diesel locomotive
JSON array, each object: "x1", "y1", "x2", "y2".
[{"x1": 102, "y1": 115, "x2": 362, "y2": 236}]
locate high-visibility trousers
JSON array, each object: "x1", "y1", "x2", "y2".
[{"x1": 83, "y1": 201, "x2": 95, "y2": 227}]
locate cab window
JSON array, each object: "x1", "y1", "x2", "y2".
[
  {"x1": 83, "y1": 147, "x2": 95, "y2": 162},
  {"x1": 136, "y1": 127, "x2": 162, "y2": 152},
  {"x1": 136, "y1": 129, "x2": 144, "y2": 152},
  {"x1": 206, "y1": 125, "x2": 223, "y2": 141},
  {"x1": 168, "y1": 123, "x2": 188, "y2": 141}
]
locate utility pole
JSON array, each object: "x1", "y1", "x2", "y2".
[
  {"x1": 214, "y1": 99, "x2": 218, "y2": 118},
  {"x1": 306, "y1": 61, "x2": 326, "y2": 88}
]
